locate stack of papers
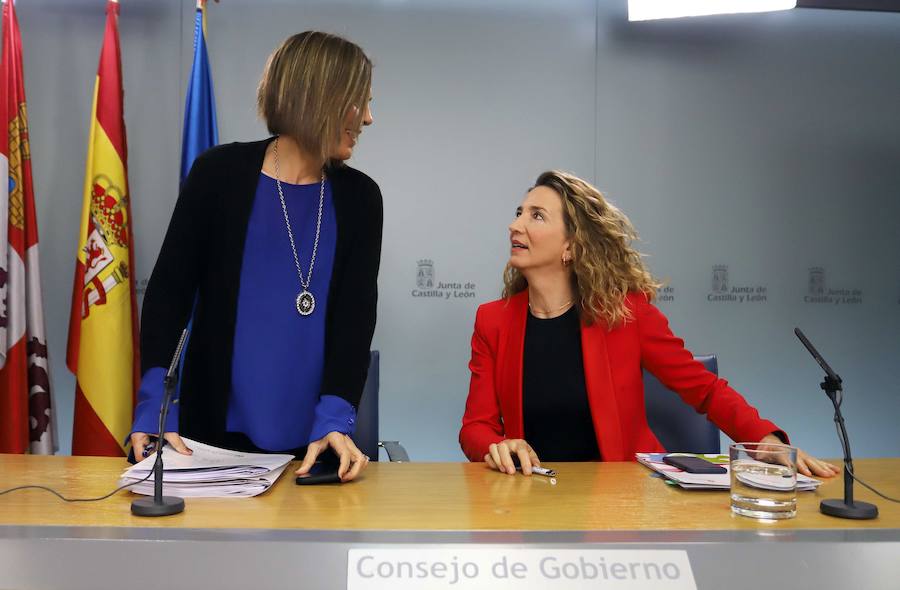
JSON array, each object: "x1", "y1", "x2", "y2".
[
  {"x1": 120, "y1": 438, "x2": 293, "y2": 498},
  {"x1": 636, "y1": 453, "x2": 822, "y2": 491}
]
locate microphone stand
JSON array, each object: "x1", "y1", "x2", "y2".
[
  {"x1": 794, "y1": 328, "x2": 878, "y2": 520},
  {"x1": 131, "y1": 330, "x2": 189, "y2": 517}
]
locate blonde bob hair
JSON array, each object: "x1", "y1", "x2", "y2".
[
  {"x1": 257, "y1": 31, "x2": 372, "y2": 165},
  {"x1": 502, "y1": 170, "x2": 661, "y2": 328}
]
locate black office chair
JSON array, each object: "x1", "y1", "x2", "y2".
[
  {"x1": 353, "y1": 351, "x2": 408, "y2": 462},
  {"x1": 643, "y1": 354, "x2": 721, "y2": 454}
]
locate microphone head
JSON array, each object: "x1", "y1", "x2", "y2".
[
  {"x1": 166, "y1": 329, "x2": 190, "y2": 380},
  {"x1": 794, "y1": 326, "x2": 841, "y2": 384}
]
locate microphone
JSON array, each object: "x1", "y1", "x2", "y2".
[
  {"x1": 794, "y1": 327, "x2": 878, "y2": 520},
  {"x1": 794, "y1": 327, "x2": 841, "y2": 386},
  {"x1": 131, "y1": 329, "x2": 189, "y2": 517}
]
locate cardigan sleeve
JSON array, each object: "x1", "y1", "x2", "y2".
[
  {"x1": 130, "y1": 368, "x2": 178, "y2": 437},
  {"x1": 318, "y1": 172, "x2": 383, "y2": 409},
  {"x1": 634, "y1": 294, "x2": 788, "y2": 444},
  {"x1": 308, "y1": 395, "x2": 357, "y2": 443},
  {"x1": 139, "y1": 150, "x2": 212, "y2": 375},
  {"x1": 459, "y1": 305, "x2": 506, "y2": 461}
]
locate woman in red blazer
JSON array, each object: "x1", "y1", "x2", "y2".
[{"x1": 459, "y1": 170, "x2": 838, "y2": 478}]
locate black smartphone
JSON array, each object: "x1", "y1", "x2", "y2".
[
  {"x1": 295, "y1": 464, "x2": 341, "y2": 485},
  {"x1": 662, "y1": 454, "x2": 727, "y2": 474},
  {"x1": 295, "y1": 451, "x2": 342, "y2": 485}
]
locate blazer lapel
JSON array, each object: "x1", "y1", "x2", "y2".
[
  {"x1": 581, "y1": 319, "x2": 625, "y2": 461},
  {"x1": 497, "y1": 291, "x2": 528, "y2": 440}
]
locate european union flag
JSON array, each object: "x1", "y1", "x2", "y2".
[
  {"x1": 181, "y1": 3, "x2": 218, "y2": 184},
  {"x1": 178, "y1": 3, "x2": 218, "y2": 384}
]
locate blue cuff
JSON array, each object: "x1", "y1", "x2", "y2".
[
  {"x1": 308, "y1": 395, "x2": 357, "y2": 444},
  {"x1": 130, "y1": 367, "x2": 180, "y2": 440}
]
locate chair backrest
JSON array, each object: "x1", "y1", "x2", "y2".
[
  {"x1": 643, "y1": 354, "x2": 721, "y2": 454},
  {"x1": 352, "y1": 351, "x2": 379, "y2": 461}
]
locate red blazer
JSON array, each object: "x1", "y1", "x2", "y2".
[{"x1": 459, "y1": 291, "x2": 785, "y2": 462}]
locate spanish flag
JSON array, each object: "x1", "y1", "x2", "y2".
[
  {"x1": 0, "y1": 0, "x2": 56, "y2": 454},
  {"x1": 67, "y1": 0, "x2": 139, "y2": 456}
]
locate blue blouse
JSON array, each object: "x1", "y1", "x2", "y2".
[{"x1": 132, "y1": 173, "x2": 356, "y2": 451}]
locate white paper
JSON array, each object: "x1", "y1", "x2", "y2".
[
  {"x1": 125, "y1": 438, "x2": 293, "y2": 473},
  {"x1": 121, "y1": 438, "x2": 293, "y2": 498},
  {"x1": 120, "y1": 466, "x2": 287, "y2": 498},
  {"x1": 636, "y1": 453, "x2": 821, "y2": 491}
]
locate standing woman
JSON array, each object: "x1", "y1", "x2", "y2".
[
  {"x1": 460, "y1": 170, "x2": 838, "y2": 479},
  {"x1": 130, "y1": 32, "x2": 381, "y2": 482}
]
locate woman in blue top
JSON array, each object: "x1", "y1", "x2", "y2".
[{"x1": 130, "y1": 32, "x2": 381, "y2": 483}]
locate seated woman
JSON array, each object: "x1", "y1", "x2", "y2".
[{"x1": 459, "y1": 170, "x2": 837, "y2": 478}]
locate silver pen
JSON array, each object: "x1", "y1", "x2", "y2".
[{"x1": 517, "y1": 466, "x2": 558, "y2": 477}]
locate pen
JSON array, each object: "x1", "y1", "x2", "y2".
[
  {"x1": 517, "y1": 466, "x2": 558, "y2": 478},
  {"x1": 142, "y1": 439, "x2": 167, "y2": 458}
]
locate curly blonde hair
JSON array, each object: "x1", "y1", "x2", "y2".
[{"x1": 502, "y1": 170, "x2": 661, "y2": 327}]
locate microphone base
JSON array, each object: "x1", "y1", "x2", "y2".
[
  {"x1": 131, "y1": 496, "x2": 185, "y2": 517},
  {"x1": 820, "y1": 498, "x2": 878, "y2": 520}
]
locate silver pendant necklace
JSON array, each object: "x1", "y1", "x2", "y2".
[{"x1": 273, "y1": 137, "x2": 325, "y2": 317}]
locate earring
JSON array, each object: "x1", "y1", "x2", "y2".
[{"x1": 562, "y1": 255, "x2": 572, "y2": 266}]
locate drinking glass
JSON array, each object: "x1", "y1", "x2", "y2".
[{"x1": 729, "y1": 442, "x2": 798, "y2": 520}]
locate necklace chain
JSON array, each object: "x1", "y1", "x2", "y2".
[
  {"x1": 273, "y1": 137, "x2": 324, "y2": 294},
  {"x1": 528, "y1": 299, "x2": 574, "y2": 317}
]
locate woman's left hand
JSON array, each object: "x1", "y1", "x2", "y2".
[
  {"x1": 296, "y1": 431, "x2": 369, "y2": 482},
  {"x1": 758, "y1": 434, "x2": 840, "y2": 478}
]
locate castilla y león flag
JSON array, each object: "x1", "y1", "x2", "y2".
[
  {"x1": 0, "y1": 0, "x2": 56, "y2": 455},
  {"x1": 67, "y1": 0, "x2": 139, "y2": 456}
]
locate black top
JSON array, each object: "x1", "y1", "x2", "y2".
[
  {"x1": 522, "y1": 306, "x2": 600, "y2": 462},
  {"x1": 140, "y1": 138, "x2": 383, "y2": 447}
]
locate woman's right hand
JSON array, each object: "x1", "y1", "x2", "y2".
[
  {"x1": 485, "y1": 439, "x2": 541, "y2": 475},
  {"x1": 130, "y1": 432, "x2": 193, "y2": 460}
]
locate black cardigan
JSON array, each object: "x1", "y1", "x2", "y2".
[{"x1": 140, "y1": 137, "x2": 383, "y2": 446}]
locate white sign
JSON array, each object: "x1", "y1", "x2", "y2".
[{"x1": 348, "y1": 548, "x2": 696, "y2": 590}]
